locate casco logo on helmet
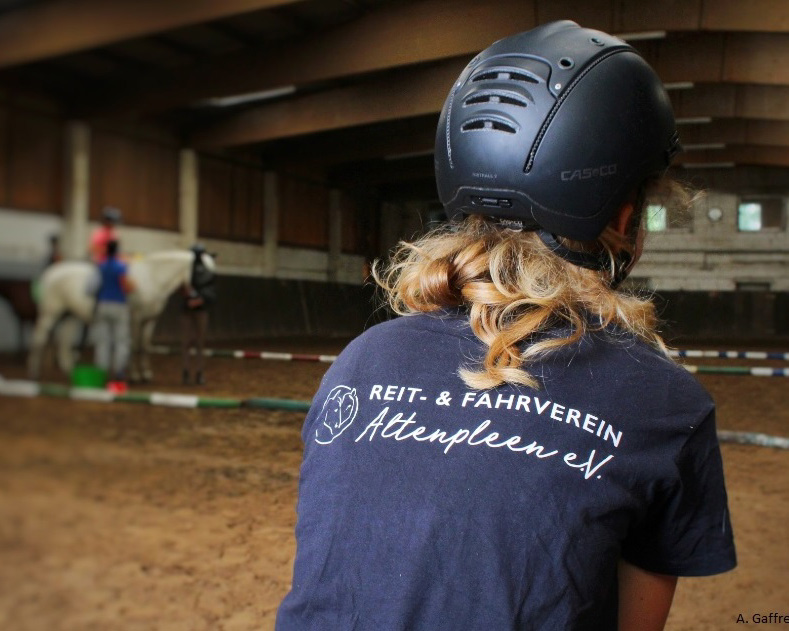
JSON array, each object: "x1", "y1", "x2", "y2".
[{"x1": 560, "y1": 163, "x2": 618, "y2": 182}]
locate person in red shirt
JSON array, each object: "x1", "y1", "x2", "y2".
[{"x1": 90, "y1": 206, "x2": 122, "y2": 263}]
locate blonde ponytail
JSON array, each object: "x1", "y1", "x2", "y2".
[{"x1": 374, "y1": 215, "x2": 669, "y2": 390}]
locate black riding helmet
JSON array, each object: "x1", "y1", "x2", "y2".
[
  {"x1": 101, "y1": 206, "x2": 122, "y2": 224},
  {"x1": 435, "y1": 20, "x2": 680, "y2": 273}
]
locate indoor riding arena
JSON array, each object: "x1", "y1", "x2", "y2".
[{"x1": 0, "y1": 2, "x2": 787, "y2": 630}]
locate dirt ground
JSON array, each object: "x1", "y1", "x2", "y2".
[{"x1": 0, "y1": 341, "x2": 787, "y2": 630}]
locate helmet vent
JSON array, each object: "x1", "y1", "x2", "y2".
[
  {"x1": 461, "y1": 117, "x2": 517, "y2": 134},
  {"x1": 471, "y1": 68, "x2": 539, "y2": 84},
  {"x1": 464, "y1": 91, "x2": 529, "y2": 108}
]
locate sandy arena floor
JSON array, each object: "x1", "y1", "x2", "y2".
[{"x1": 0, "y1": 341, "x2": 787, "y2": 630}]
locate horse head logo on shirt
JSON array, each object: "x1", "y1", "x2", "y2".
[{"x1": 315, "y1": 385, "x2": 359, "y2": 445}]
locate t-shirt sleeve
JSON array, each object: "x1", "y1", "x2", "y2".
[
  {"x1": 90, "y1": 228, "x2": 110, "y2": 260},
  {"x1": 621, "y1": 409, "x2": 737, "y2": 576}
]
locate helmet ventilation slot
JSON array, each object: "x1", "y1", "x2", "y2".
[
  {"x1": 471, "y1": 69, "x2": 539, "y2": 84},
  {"x1": 461, "y1": 117, "x2": 517, "y2": 134},
  {"x1": 464, "y1": 91, "x2": 529, "y2": 108}
]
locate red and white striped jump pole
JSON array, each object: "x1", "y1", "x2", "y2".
[
  {"x1": 149, "y1": 345, "x2": 789, "y2": 376},
  {"x1": 671, "y1": 349, "x2": 789, "y2": 361},
  {"x1": 150, "y1": 345, "x2": 338, "y2": 363}
]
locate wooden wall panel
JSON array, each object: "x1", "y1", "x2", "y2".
[
  {"x1": 197, "y1": 155, "x2": 264, "y2": 243},
  {"x1": 230, "y1": 164, "x2": 264, "y2": 242},
  {"x1": 198, "y1": 155, "x2": 233, "y2": 240},
  {"x1": 138, "y1": 141, "x2": 180, "y2": 227},
  {"x1": 0, "y1": 105, "x2": 7, "y2": 205},
  {"x1": 278, "y1": 174, "x2": 329, "y2": 249},
  {"x1": 340, "y1": 192, "x2": 361, "y2": 254},
  {"x1": 6, "y1": 109, "x2": 62, "y2": 213},
  {"x1": 345, "y1": 190, "x2": 380, "y2": 257},
  {"x1": 90, "y1": 129, "x2": 179, "y2": 230},
  {"x1": 91, "y1": 131, "x2": 136, "y2": 218}
]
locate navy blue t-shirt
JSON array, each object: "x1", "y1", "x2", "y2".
[
  {"x1": 97, "y1": 258, "x2": 128, "y2": 303},
  {"x1": 277, "y1": 312, "x2": 736, "y2": 630}
]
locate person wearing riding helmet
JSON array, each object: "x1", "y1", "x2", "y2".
[
  {"x1": 180, "y1": 243, "x2": 217, "y2": 385},
  {"x1": 276, "y1": 21, "x2": 736, "y2": 631},
  {"x1": 90, "y1": 206, "x2": 122, "y2": 263}
]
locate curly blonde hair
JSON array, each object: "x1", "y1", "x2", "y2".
[{"x1": 372, "y1": 181, "x2": 690, "y2": 390}]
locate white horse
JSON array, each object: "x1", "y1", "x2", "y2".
[{"x1": 28, "y1": 249, "x2": 216, "y2": 381}]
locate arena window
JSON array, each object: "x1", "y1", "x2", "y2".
[
  {"x1": 645, "y1": 203, "x2": 691, "y2": 232},
  {"x1": 645, "y1": 204, "x2": 666, "y2": 231},
  {"x1": 737, "y1": 197, "x2": 785, "y2": 232}
]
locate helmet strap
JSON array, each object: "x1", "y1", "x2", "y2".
[
  {"x1": 535, "y1": 229, "x2": 633, "y2": 289},
  {"x1": 609, "y1": 250, "x2": 634, "y2": 289}
]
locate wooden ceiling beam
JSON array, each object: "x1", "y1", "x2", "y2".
[
  {"x1": 95, "y1": 25, "x2": 789, "y2": 120},
  {"x1": 266, "y1": 117, "x2": 789, "y2": 169},
  {"x1": 701, "y1": 0, "x2": 789, "y2": 32},
  {"x1": 193, "y1": 70, "x2": 789, "y2": 150},
  {"x1": 536, "y1": 0, "x2": 789, "y2": 33},
  {"x1": 262, "y1": 117, "x2": 789, "y2": 173},
  {"x1": 678, "y1": 144, "x2": 789, "y2": 168},
  {"x1": 0, "y1": 0, "x2": 302, "y2": 69},
  {"x1": 679, "y1": 119, "x2": 789, "y2": 147},
  {"x1": 722, "y1": 33, "x2": 789, "y2": 85},
  {"x1": 672, "y1": 165, "x2": 789, "y2": 195},
  {"x1": 257, "y1": 116, "x2": 438, "y2": 167},
  {"x1": 535, "y1": 0, "x2": 700, "y2": 33},
  {"x1": 671, "y1": 84, "x2": 789, "y2": 121},
  {"x1": 191, "y1": 60, "x2": 465, "y2": 148},
  {"x1": 632, "y1": 33, "x2": 789, "y2": 86},
  {"x1": 86, "y1": 0, "x2": 537, "y2": 116}
]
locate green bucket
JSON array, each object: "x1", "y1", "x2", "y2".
[{"x1": 70, "y1": 364, "x2": 107, "y2": 388}]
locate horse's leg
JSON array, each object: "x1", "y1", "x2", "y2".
[
  {"x1": 128, "y1": 313, "x2": 142, "y2": 383},
  {"x1": 140, "y1": 318, "x2": 157, "y2": 382},
  {"x1": 55, "y1": 316, "x2": 83, "y2": 374},
  {"x1": 27, "y1": 312, "x2": 59, "y2": 379},
  {"x1": 15, "y1": 314, "x2": 25, "y2": 359}
]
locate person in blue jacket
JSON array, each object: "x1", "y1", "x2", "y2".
[
  {"x1": 94, "y1": 239, "x2": 134, "y2": 391},
  {"x1": 277, "y1": 21, "x2": 736, "y2": 631}
]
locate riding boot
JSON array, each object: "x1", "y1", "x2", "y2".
[
  {"x1": 182, "y1": 369, "x2": 190, "y2": 385},
  {"x1": 195, "y1": 370, "x2": 205, "y2": 386}
]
